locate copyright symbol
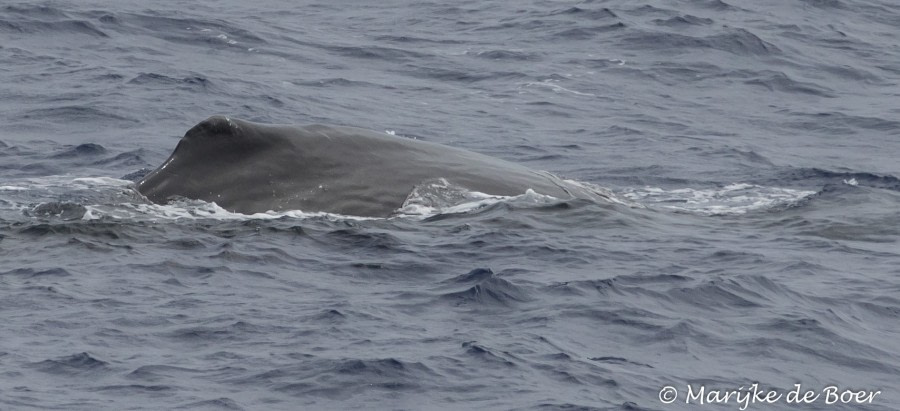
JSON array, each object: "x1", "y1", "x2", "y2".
[{"x1": 659, "y1": 386, "x2": 677, "y2": 404}]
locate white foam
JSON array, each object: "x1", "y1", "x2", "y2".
[
  {"x1": 0, "y1": 175, "x2": 384, "y2": 222},
  {"x1": 82, "y1": 200, "x2": 377, "y2": 222},
  {"x1": 394, "y1": 178, "x2": 592, "y2": 218},
  {"x1": 0, "y1": 175, "x2": 132, "y2": 190},
  {"x1": 520, "y1": 79, "x2": 595, "y2": 97},
  {"x1": 623, "y1": 183, "x2": 816, "y2": 215},
  {"x1": 395, "y1": 188, "x2": 565, "y2": 218},
  {"x1": 71, "y1": 177, "x2": 133, "y2": 187},
  {"x1": 81, "y1": 206, "x2": 99, "y2": 221},
  {"x1": 383, "y1": 130, "x2": 416, "y2": 139}
]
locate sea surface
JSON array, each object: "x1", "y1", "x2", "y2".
[{"x1": 1, "y1": 0, "x2": 899, "y2": 410}]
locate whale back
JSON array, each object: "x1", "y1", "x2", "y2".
[{"x1": 137, "y1": 116, "x2": 584, "y2": 216}]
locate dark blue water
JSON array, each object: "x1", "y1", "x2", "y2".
[{"x1": 2, "y1": 1, "x2": 899, "y2": 410}]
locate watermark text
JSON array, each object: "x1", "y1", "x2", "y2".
[{"x1": 658, "y1": 383, "x2": 881, "y2": 409}]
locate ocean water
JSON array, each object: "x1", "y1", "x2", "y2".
[{"x1": 1, "y1": 0, "x2": 899, "y2": 410}]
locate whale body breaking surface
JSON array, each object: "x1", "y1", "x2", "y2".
[{"x1": 136, "y1": 116, "x2": 608, "y2": 217}]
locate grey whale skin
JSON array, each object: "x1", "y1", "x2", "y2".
[{"x1": 137, "y1": 116, "x2": 602, "y2": 217}]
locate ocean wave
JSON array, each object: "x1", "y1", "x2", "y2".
[{"x1": 621, "y1": 27, "x2": 780, "y2": 56}]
